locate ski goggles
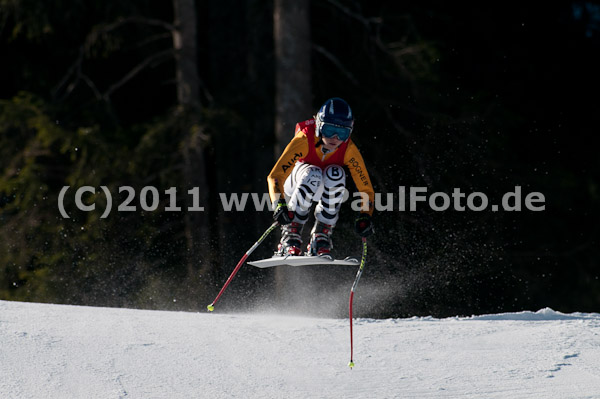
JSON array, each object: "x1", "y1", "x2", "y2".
[{"x1": 319, "y1": 122, "x2": 352, "y2": 141}]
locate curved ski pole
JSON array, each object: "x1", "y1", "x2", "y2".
[
  {"x1": 348, "y1": 236, "x2": 367, "y2": 369},
  {"x1": 207, "y1": 221, "x2": 279, "y2": 312}
]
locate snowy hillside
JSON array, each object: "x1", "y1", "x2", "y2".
[{"x1": 1, "y1": 300, "x2": 599, "y2": 399}]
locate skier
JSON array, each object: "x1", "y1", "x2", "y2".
[{"x1": 268, "y1": 97, "x2": 375, "y2": 258}]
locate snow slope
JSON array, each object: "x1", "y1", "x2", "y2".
[{"x1": 1, "y1": 300, "x2": 600, "y2": 399}]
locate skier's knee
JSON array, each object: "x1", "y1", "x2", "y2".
[
  {"x1": 300, "y1": 165, "x2": 324, "y2": 187},
  {"x1": 323, "y1": 165, "x2": 345, "y2": 188}
]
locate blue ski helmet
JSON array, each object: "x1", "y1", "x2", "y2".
[{"x1": 315, "y1": 97, "x2": 354, "y2": 141}]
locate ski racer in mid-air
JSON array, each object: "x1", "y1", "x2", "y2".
[{"x1": 267, "y1": 97, "x2": 375, "y2": 258}]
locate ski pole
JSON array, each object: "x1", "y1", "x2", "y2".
[
  {"x1": 207, "y1": 221, "x2": 279, "y2": 312},
  {"x1": 348, "y1": 236, "x2": 367, "y2": 369}
]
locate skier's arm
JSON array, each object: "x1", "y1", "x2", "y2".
[
  {"x1": 344, "y1": 142, "x2": 375, "y2": 216},
  {"x1": 267, "y1": 134, "x2": 309, "y2": 203}
]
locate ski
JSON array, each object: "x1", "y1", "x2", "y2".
[{"x1": 248, "y1": 256, "x2": 359, "y2": 268}]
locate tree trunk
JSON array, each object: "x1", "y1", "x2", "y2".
[
  {"x1": 274, "y1": 0, "x2": 312, "y2": 155},
  {"x1": 247, "y1": 0, "x2": 276, "y2": 241},
  {"x1": 173, "y1": 0, "x2": 200, "y2": 107},
  {"x1": 273, "y1": 0, "x2": 312, "y2": 299},
  {"x1": 172, "y1": 0, "x2": 211, "y2": 281}
]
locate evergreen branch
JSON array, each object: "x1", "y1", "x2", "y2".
[
  {"x1": 325, "y1": 0, "x2": 382, "y2": 27},
  {"x1": 102, "y1": 48, "x2": 175, "y2": 100},
  {"x1": 92, "y1": 16, "x2": 176, "y2": 37},
  {"x1": 312, "y1": 44, "x2": 360, "y2": 86},
  {"x1": 53, "y1": 16, "x2": 176, "y2": 102}
]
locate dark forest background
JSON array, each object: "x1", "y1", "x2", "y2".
[{"x1": 1, "y1": 1, "x2": 599, "y2": 318}]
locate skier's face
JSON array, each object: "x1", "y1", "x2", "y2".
[{"x1": 322, "y1": 136, "x2": 343, "y2": 150}]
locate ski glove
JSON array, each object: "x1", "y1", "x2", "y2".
[
  {"x1": 273, "y1": 199, "x2": 293, "y2": 225},
  {"x1": 354, "y1": 214, "x2": 374, "y2": 237}
]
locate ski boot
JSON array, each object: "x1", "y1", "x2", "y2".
[
  {"x1": 307, "y1": 221, "x2": 334, "y2": 258},
  {"x1": 276, "y1": 222, "x2": 304, "y2": 256}
]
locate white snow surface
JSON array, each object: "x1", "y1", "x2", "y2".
[{"x1": 1, "y1": 300, "x2": 600, "y2": 399}]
